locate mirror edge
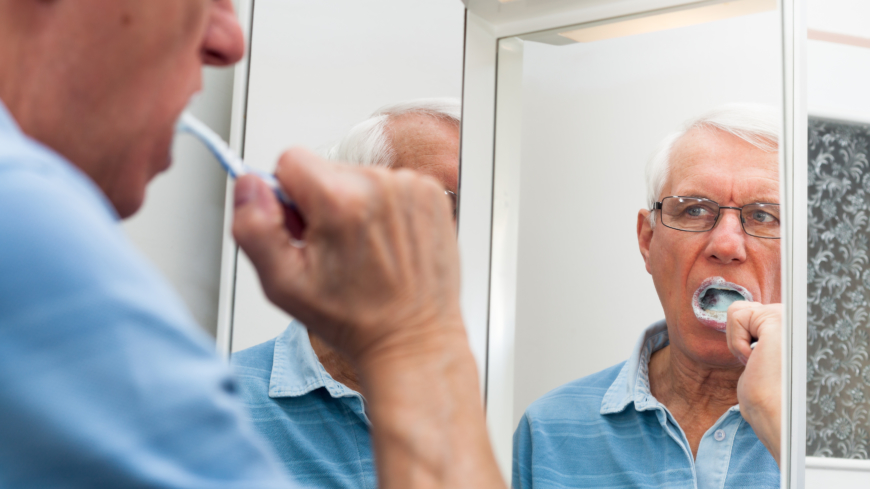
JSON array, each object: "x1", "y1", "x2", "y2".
[
  {"x1": 216, "y1": 0, "x2": 256, "y2": 359},
  {"x1": 782, "y1": 0, "x2": 808, "y2": 487}
]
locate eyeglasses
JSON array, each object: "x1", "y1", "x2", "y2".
[
  {"x1": 445, "y1": 190, "x2": 458, "y2": 219},
  {"x1": 654, "y1": 196, "x2": 780, "y2": 239}
]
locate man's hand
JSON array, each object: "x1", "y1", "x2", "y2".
[
  {"x1": 231, "y1": 148, "x2": 504, "y2": 489},
  {"x1": 726, "y1": 301, "x2": 782, "y2": 466},
  {"x1": 232, "y1": 147, "x2": 462, "y2": 366}
]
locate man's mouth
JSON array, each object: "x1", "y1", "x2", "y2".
[{"x1": 692, "y1": 277, "x2": 753, "y2": 331}]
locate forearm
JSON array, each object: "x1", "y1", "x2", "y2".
[
  {"x1": 744, "y1": 401, "x2": 781, "y2": 466},
  {"x1": 727, "y1": 303, "x2": 783, "y2": 466},
  {"x1": 359, "y1": 328, "x2": 505, "y2": 489}
]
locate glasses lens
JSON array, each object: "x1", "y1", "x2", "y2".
[
  {"x1": 742, "y1": 203, "x2": 780, "y2": 238},
  {"x1": 660, "y1": 197, "x2": 719, "y2": 231}
]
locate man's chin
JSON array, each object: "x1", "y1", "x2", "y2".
[
  {"x1": 682, "y1": 334, "x2": 743, "y2": 368},
  {"x1": 116, "y1": 153, "x2": 171, "y2": 218},
  {"x1": 114, "y1": 191, "x2": 147, "y2": 219},
  {"x1": 696, "y1": 316, "x2": 727, "y2": 332}
]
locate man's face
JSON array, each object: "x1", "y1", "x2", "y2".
[
  {"x1": 15, "y1": 0, "x2": 244, "y2": 217},
  {"x1": 637, "y1": 128, "x2": 781, "y2": 367},
  {"x1": 387, "y1": 113, "x2": 460, "y2": 194}
]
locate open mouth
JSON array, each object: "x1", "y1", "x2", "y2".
[{"x1": 692, "y1": 277, "x2": 753, "y2": 331}]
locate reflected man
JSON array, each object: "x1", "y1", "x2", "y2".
[
  {"x1": 231, "y1": 98, "x2": 460, "y2": 489},
  {"x1": 513, "y1": 104, "x2": 782, "y2": 488}
]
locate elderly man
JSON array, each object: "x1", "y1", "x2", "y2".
[
  {"x1": 0, "y1": 2, "x2": 503, "y2": 487},
  {"x1": 231, "y1": 98, "x2": 460, "y2": 488},
  {"x1": 0, "y1": 1, "x2": 785, "y2": 486},
  {"x1": 512, "y1": 104, "x2": 783, "y2": 488}
]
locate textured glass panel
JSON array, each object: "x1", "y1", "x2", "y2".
[{"x1": 807, "y1": 117, "x2": 870, "y2": 459}]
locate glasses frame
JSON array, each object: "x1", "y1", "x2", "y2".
[
  {"x1": 654, "y1": 196, "x2": 781, "y2": 239},
  {"x1": 445, "y1": 190, "x2": 458, "y2": 219}
]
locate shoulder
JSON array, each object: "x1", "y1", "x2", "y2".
[
  {"x1": 0, "y1": 128, "x2": 211, "y2": 360},
  {"x1": 0, "y1": 141, "x2": 130, "y2": 285},
  {"x1": 0, "y1": 151, "x2": 200, "y2": 332},
  {"x1": 524, "y1": 361, "x2": 625, "y2": 421},
  {"x1": 231, "y1": 340, "x2": 277, "y2": 377},
  {"x1": 0, "y1": 133, "x2": 112, "y2": 220},
  {"x1": 231, "y1": 339, "x2": 279, "y2": 403}
]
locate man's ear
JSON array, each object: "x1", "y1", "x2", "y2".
[{"x1": 637, "y1": 209, "x2": 654, "y2": 275}]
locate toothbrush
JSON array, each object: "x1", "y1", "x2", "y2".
[{"x1": 176, "y1": 112, "x2": 305, "y2": 244}]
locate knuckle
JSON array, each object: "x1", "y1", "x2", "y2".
[
  {"x1": 333, "y1": 192, "x2": 370, "y2": 225},
  {"x1": 331, "y1": 176, "x2": 378, "y2": 225},
  {"x1": 277, "y1": 148, "x2": 299, "y2": 168}
]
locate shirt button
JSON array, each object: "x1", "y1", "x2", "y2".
[{"x1": 714, "y1": 429, "x2": 726, "y2": 441}]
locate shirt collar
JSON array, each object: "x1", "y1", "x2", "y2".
[
  {"x1": 600, "y1": 319, "x2": 670, "y2": 415},
  {"x1": 268, "y1": 320, "x2": 363, "y2": 402}
]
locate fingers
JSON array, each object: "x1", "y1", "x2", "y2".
[
  {"x1": 232, "y1": 175, "x2": 299, "y2": 297},
  {"x1": 726, "y1": 302, "x2": 757, "y2": 365},
  {"x1": 273, "y1": 147, "x2": 345, "y2": 229},
  {"x1": 726, "y1": 302, "x2": 782, "y2": 365},
  {"x1": 233, "y1": 146, "x2": 461, "y2": 363}
]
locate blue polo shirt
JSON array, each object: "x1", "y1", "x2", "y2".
[
  {"x1": 231, "y1": 322, "x2": 376, "y2": 489},
  {"x1": 0, "y1": 100, "x2": 294, "y2": 487},
  {"x1": 512, "y1": 320, "x2": 779, "y2": 489}
]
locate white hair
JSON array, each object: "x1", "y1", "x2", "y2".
[
  {"x1": 645, "y1": 103, "x2": 780, "y2": 226},
  {"x1": 325, "y1": 98, "x2": 461, "y2": 167}
]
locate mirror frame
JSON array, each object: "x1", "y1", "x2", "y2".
[
  {"x1": 460, "y1": 0, "x2": 806, "y2": 485},
  {"x1": 215, "y1": 0, "x2": 255, "y2": 360}
]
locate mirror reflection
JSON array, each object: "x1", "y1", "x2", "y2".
[
  {"x1": 226, "y1": 1, "x2": 464, "y2": 487},
  {"x1": 494, "y1": 5, "x2": 784, "y2": 488}
]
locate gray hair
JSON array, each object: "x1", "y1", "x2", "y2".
[
  {"x1": 325, "y1": 98, "x2": 461, "y2": 167},
  {"x1": 646, "y1": 103, "x2": 780, "y2": 226}
]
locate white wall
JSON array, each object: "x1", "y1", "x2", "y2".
[
  {"x1": 807, "y1": 1, "x2": 870, "y2": 124},
  {"x1": 230, "y1": 0, "x2": 466, "y2": 352},
  {"x1": 511, "y1": 11, "x2": 782, "y2": 425},
  {"x1": 123, "y1": 66, "x2": 235, "y2": 337}
]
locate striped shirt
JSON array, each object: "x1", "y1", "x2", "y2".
[
  {"x1": 512, "y1": 320, "x2": 779, "y2": 489},
  {"x1": 232, "y1": 322, "x2": 376, "y2": 489}
]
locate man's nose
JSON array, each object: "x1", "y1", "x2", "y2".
[
  {"x1": 704, "y1": 209, "x2": 747, "y2": 264},
  {"x1": 201, "y1": 0, "x2": 246, "y2": 67}
]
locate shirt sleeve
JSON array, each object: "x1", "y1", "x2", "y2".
[
  {"x1": 0, "y1": 162, "x2": 297, "y2": 487},
  {"x1": 512, "y1": 413, "x2": 535, "y2": 489}
]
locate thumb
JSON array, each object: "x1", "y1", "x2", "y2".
[{"x1": 232, "y1": 175, "x2": 299, "y2": 291}]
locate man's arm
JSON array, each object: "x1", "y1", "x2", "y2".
[
  {"x1": 726, "y1": 302, "x2": 782, "y2": 466},
  {"x1": 232, "y1": 148, "x2": 505, "y2": 489}
]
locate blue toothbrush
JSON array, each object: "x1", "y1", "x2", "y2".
[{"x1": 176, "y1": 112, "x2": 305, "y2": 245}]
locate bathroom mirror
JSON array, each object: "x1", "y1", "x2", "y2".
[
  {"x1": 459, "y1": 0, "x2": 800, "y2": 484},
  {"x1": 217, "y1": 0, "x2": 466, "y2": 355},
  {"x1": 214, "y1": 2, "x2": 466, "y2": 482}
]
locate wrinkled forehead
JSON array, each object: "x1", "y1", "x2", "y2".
[{"x1": 664, "y1": 128, "x2": 780, "y2": 203}]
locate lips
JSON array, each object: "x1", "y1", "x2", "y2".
[{"x1": 692, "y1": 276, "x2": 753, "y2": 331}]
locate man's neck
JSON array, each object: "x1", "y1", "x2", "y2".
[
  {"x1": 648, "y1": 344, "x2": 743, "y2": 457},
  {"x1": 308, "y1": 331, "x2": 363, "y2": 395}
]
